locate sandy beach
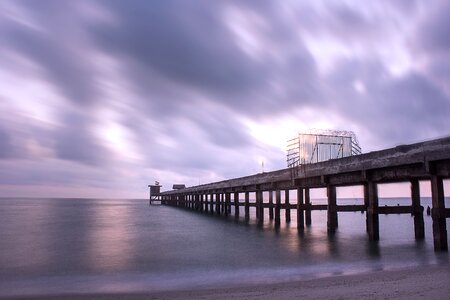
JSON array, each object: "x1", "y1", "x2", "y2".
[{"x1": 8, "y1": 264, "x2": 449, "y2": 300}]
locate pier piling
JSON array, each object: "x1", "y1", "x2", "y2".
[
  {"x1": 366, "y1": 181, "x2": 379, "y2": 241},
  {"x1": 305, "y1": 188, "x2": 311, "y2": 226},
  {"x1": 285, "y1": 190, "x2": 291, "y2": 223},
  {"x1": 297, "y1": 188, "x2": 304, "y2": 229},
  {"x1": 431, "y1": 175, "x2": 448, "y2": 251},
  {"x1": 327, "y1": 185, "x2": 338, "y2": 234},
  {"x1": 275, "y1": 190, "x2": 281, "y2": 226},
  {"x1": 411, "y1": 179, "x2": 425, "y2": 240}
]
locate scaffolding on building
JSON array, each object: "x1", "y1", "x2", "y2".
[{"x1": 287, "y1": 129, "x2": 362, "y2": 168}]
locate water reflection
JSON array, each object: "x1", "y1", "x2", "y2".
[{"x1": 87, "y1": 202, "x2": 133, "y2": 271}]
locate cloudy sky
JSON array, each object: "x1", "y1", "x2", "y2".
[{"x1": 1, "y1": 0, "x2": 449, "y2": 198}]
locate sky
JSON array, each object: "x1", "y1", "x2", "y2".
[{"x1": 0, "y1": 0, "x2": 449, "y2": 198}]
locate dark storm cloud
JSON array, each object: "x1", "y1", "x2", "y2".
[
  {"x1": 91, "y1": 0, "x2": 320, "y2": 116},
  {"x1": 2, "y1": 3, "x2": 98, "y2": 106},
  {"x1": 325, "y1": 58, "x2": 450, "y2": 144},
  {"x1": 418, "y1": 1, "x2": 450, "y2": 54},
  {"x1": 53, "y1": 112, "x2": 109, "y2": 166},
  {"x1": 0, "y1": 127, "x2": 14, "y2": 158},
  {"x1": 92, "y1": 1, "x2": 264, "y2": 95}
]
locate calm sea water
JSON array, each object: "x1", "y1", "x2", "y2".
[{"x1": 0, "y1": 197, "x2": 449, "y2": 297}]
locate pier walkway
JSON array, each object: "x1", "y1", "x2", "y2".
[{"x1": 156, "y1": 137, "x2": 450, "y2": 251}]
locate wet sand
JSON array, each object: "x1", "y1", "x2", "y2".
[{"x1": 8, "y1": 264, "x2": 450, "y2": 300}]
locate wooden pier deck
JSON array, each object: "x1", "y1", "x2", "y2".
[{"x1": 156, "y1": 137, "x2": 450, "y2": 251}]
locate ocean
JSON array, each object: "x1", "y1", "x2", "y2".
[{"x1": 0, "y1": 197, "x2": 449, "y2": 297}]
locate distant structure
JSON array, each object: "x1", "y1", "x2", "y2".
[
  {"x1": 172, "y1": 184, "x2": 186, "y2": 190},
  {"x1": 287, "y1": 129, "x2": 361, "y2": 168},
  {"x1": 148, "y1": 181, "x2": 162, "y2": 205}
]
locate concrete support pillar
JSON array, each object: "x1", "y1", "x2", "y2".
[
  {"x1": 431, "y1": 175, "x2": 448, "y2": 251},
  {"x1": 269, "y1": 191, "x2": 274, "y2": 220},
  {"x1": 305, "y1": 188, "x2": 311, "y2": 226},
  {"x1": 366, "y1": 181, "x2": 379, "y2": 241},
  {"x1": 210, "y1": 194, "x2": 214, "y2": 213},
  {"x1": 221, "y1": 193, "x2": 225, "y2": 215},
  {"x1": 225, "y1": 193, "x2": 230, "y2": 217},
  {"x1": 363, "y1": 184, "x2": 369, "y2": 232},
  {"x1": 285, "y1": 190, "x2": 291, "y2": 223},
  {"x1": 411, "y1": 179, "x2": 424, "y2": 240},
  {"x1": 234, "y1": 192, "x2": 239, "y2": 217},
  {"x1": 256, "y1": 189, "x2": 264, "y2": 224},
  {"x1": 196, "y1": 194, "x2": 200, "y2": 211},
  {"x1": 215, "y1": 193, "x2": 220, "y2": 215},
  {"x1": 327, "y1": 185, "x2": 338, "y2": 234},
  {"x1": 193, "y1": 194, "x2": 196, "y2": 210},
  {"x1": 245, "y1": 192, "x2": 250, "y2": 221},
  {"x1": 297, "y1": 188, "x2": 304, "y2": 229},
  {"x1": 275, "y1": 190, "x2": 281, "y2": 226}
]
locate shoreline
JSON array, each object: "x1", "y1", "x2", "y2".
[{"x1": 7, "y1": 263, "x2": 450, "y2": 300}]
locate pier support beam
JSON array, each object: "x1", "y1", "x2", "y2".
[
  {"x1": 431, "y1": 175, "x2": 448, "y2": 251},
  {"x1": 234, "y1": 192, "x2": 239, "y2": 217},
  {"x1": 215, "y1": 193, "x2": 220, "y2": 215},
  {"x1": 364, "y1": 184, "x2": 369, "y2": 232},
  {"x1": 269, "y1": 191, "x2": 274, "y2": 220},
  {"x1": 411, "y1": 179, "x2": 424, "y2": 240},
  {"x1": 366, "y1": 181, "x2": 379, "y2": 241},
  {"x1": 275, "y1": 190, "x2": 281, "y2": 226},
  {"x1": 245, "y1": 192, "x2": 250, "y2": 221},
  {"x1": 224, "y1": 193, "x2": 230, "y2": 217},
  {"x1": 327, "y1": 185, "x2": 338, "y2": 234},
  {"x1": 285, "y1": 190, "x2": 291, "y2": 223},
  {"x1": 256, "y1": 189, "x2": 264, "y2": 224},
  {"x1": 297, "y1": 188, "x2": 304, "y2": 229},
  {"x1": 210, "y1": 194, "x2": 214, "y2": 213},
  {"x1": 305, "y1": 188, "x2": 311, "y2": 226}
]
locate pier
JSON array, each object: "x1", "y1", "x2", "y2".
[{"x1": 153, "y1": 137, "x2": 450, "y2": 251}]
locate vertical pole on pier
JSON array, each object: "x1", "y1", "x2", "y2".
[
  {"x1": 269, "y1": 191, "x2": 274, "y2": 220},
  {"x1": 366, "y1": 181, "x2": 379, "y2": 241},
  {"x1": 245, "y1": 192, "x2": 250, "y2": 221},
  {"x1": 327, "y1": 185, "x2": 338, "y2": 234},
  {"x1": 411, "y1": 179, "x2": 424, "y2": 240},
  {"x1": 256, "y1": 189, "x2": 264, "y2": 224},
  {"x1": 275, "y1": 190, "x2": 281, "y2": 226},
  {"x1": 297, "y1": 188, "x2": 304, "y2": 229},
  {"x1": 305, "y1": 188, "x2": 311, "y2": 226},
  {"x1": 430, "y1": 175, "x2": 448, "y2": 251},
  {"x1": 234, "y1": 192, "x2": 239, "y2": 217},
  {"x1": 225, "y1": 193, "x2": 230, "y2": 217},
  {"x1": 285, "y1": 190, "x2": 291, "y2": 223}
]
